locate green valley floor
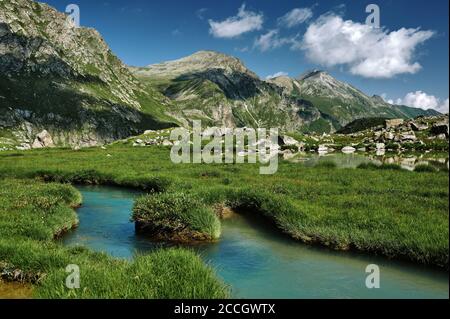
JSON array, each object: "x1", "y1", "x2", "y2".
[{"x1": 0, "y1": 144, "x2": 448, "y2": 298}]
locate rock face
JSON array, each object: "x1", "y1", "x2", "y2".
[
  {"x1": 31, "y1": 130, "x2": 54, "y2": 148},
  {"x1": 0, "y1": 0, "x2": 174, "y2": 148}
]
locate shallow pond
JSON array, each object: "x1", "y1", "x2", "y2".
[
  {"x1": 61, "y1": 186, "x2": 449, "y2": 299},
  {"x1": 289, "y1": 152, "x2": 449, "y2": 171}
]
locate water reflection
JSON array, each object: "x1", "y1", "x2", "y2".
[{"x1": 289, "y1": 152, "x2": 449, "y2": 171}]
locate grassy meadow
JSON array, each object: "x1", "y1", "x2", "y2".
[
  {"x1": 0, "y1": 178, "x2": 229, "y2": 298},
  {"x1": 0, "y1": 143, "x2": 448, "y2": 298}
]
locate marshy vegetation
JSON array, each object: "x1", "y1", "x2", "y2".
[
  {"x1": 0, "y1": 144, "x2": 448, "y2": 298},
  {"x1": 0, "y1": 178, "x2": 229, "y2": 299}
]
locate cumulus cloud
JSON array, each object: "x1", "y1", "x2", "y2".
[
  {"x1": 300, "y1": 14, "x2": 434, "y2": 78},
  {"x1": 397, "y1": 91, "x2": 449, "y2": 113},
  {"x1": 254, "y1": 30, "x2": 300, "y2": 52},
  {"x1": 278, "y1": 8, "x2": 313, "y2": 28},
  {"x1": 265, "y1": 71, "x2": 289, "y2": 80},
  {"x1": 208, "y1": 4, "x2": 263, "y2": 39}
]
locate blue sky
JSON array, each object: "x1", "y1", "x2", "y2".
[{"x1": 41, "y1": 0, "x2": 449, "y2": 112}]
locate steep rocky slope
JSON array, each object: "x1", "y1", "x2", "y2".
[
  {"x1": 269, "y1": 71, "x2": 440, "y2": 132},
  {"x1": 0, "y1": 0, "x2": 175, "y2": 148},
  {"x1": 130, "y1": 51, "x2": 320, "y2": 130},
  {"x1": 133, "y1": 52, "x2": 439, "y2": 134}
]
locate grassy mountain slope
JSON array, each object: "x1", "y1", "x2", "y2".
[{"x1": 0, "y1": 0, "x2": 176, "y2": 148}]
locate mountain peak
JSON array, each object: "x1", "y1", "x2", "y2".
[
  {"x1": 298, "y1": 70, "x2": 329, "y2": 81},
  {"x1": 142, "y1": 50, "x2": 257, "y2": 79},
  {"x1": 371, "y1": 95, "x2": 386, "y2": 104}
]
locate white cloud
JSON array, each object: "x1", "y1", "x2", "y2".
[
  {"x1": 254, "y1": 30, "x2": 300, "y2": 52},
  {"x1": 265, "y1": 72, "x2": 289, "y2": 80},
  {"x1": 300, "y1": 14, "x2": 434, "y2": 78},
  {"x1": 391, "y1": 91, "x2": 449, "y2": 113},
  {"x1": 208, "y1": 4, "x2": 263, "y2": 39},
  {"x1": 278, "y1": 8, "x2": 313, "y2": 28},
  {"x1": 441, "y1": 99, "x2": 449, "y2": 113}
]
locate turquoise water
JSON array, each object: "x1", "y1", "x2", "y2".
[{"x1": 62, "y1": 186, "x2": 449, "y2": 299}]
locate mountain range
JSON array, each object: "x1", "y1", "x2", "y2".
[{"x1": 0, "y1": 0, "x2": 440, "y2": 148}]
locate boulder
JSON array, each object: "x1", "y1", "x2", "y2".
[
  {"x1": 400, "y1": 132, "x2": 417, "y2": 141},
  {"x1": 410, "y1": 122, "x2": 428, "y2": 131},
  {"x1": 384, "y1": 132, "x2": 395, "y2": 140},
  {"x1": 32, "y1": 130, "x2": 54, "y2": 149},
  {"x1": 385, "y1": 119, "x2": 404, "y2": 129},
  {"x1": 318, "y1": 145, "x2": 328, "y2": 153},
  {"x1": 280, "y1": 135, "x2": 300, "y2": 146},
  {"x1": 431, "y1": 123, "x2": 449, "y2": 137},
  {"x1": 342, "y1": 146, "x2": 356, "y2": 153},
  {"x1": 376, "y1": 143, "x2": 385, "y2": 150}
]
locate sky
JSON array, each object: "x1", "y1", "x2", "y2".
[{"x1": 40, "y1": 0, "x2": 449, "y2": 112}]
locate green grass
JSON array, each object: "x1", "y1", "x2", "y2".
[
  {"x1": 414, "y1": 165, "x2": 438, "y2": 173},
  {"x1": 0, "y1": 144, "x2": 448, "y2": 269},
  {"x1": 133, "y1": 192, "x2": 221, "y2": 241},
  {"x1": 0, "y1": 178, "x2": 229, "y2": 299}
]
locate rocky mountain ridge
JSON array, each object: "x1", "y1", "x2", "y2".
[{"x1": 132, "y1": 53, "x2": 440, "y2": 134}]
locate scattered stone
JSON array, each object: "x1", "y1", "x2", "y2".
[
  {"x1": 318, "y1": 145, "x2": 328, "y2": 153},
  {"x1": 16, "y1": 143, "x2": 31, "y2": 151},
  {"x1": 385, "y1": 119, "x2": 404, "y2": 129},
  {"x1": 400, "y1": 132, "x2": 417, "y2": 141},
  {"x1": 384, "y1": 132, "x2": 395, "y2": 140},
  {"x1": 342, "y1": 146, "x2": 356, "y2": 153}
]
